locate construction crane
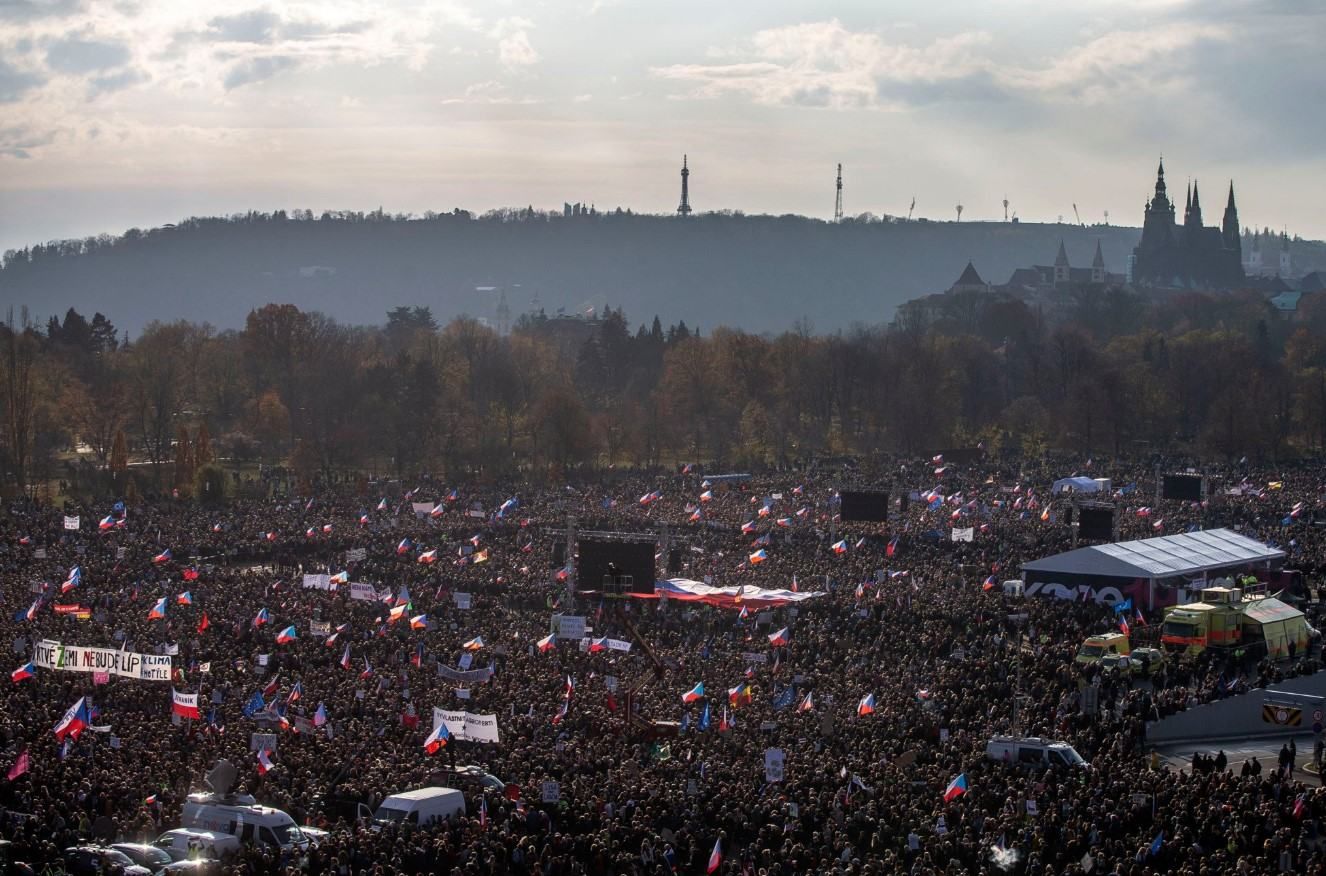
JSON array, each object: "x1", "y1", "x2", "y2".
[
  {"x1": 1073, "y1": 203, "x2": 1083, "y2": 227},
  {"x1": 1003, "y1": 198, "x2": 1009, "y2": 222},
  {"x1": 908, "y1": 197, "x2": 915, "y2": 221}
]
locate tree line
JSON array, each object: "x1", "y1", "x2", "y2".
[{"x1": 2, "y1": 287, "x2": 1325, "y2": 497}]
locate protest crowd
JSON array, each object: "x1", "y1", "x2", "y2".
[{"x1": 2, "y1": 454, "x2": 1326, "y2": 876}]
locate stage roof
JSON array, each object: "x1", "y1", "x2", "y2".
[{"x1": 1022, "y1": 528, "x2": 1285, "y2": 581}]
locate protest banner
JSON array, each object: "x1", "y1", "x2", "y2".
[
  {"x1": 302, "y1": 574, "x2": 332, "y2": 590},
  {"x1": 951, "y1": 527, "x2": 974, "y2": 543},
  {"x1": 346, "y1": 548, "x2": 367, "y2": 562},
  {"x1": 349, "y1": 582, "x2": 377, "y2": 601},
  {"x1": 764, "y1": 748, "x2": 786, "y2": 782},
  {"x1": 33, "y1": 639, "x2": 171, "y2": 682},
  {"x1": 454, "y1": 592, "x2": 472, "y2": 610},
  {"x1": 64, "y1": 516, "x2": 80, "y2": 530},
  {"x1": 250, "y1": 732, "x2": 278, "y2": 752},
  {"x1": 431, "y1": 708, "x2": 501, "y2": 743},
  {"x1": 309, "y1": 620, "x2": 331, "y2": 636},
  {"x1": 437, "y1": 664, "x2": 493, "y2": 685},
  {"x1": 551, "y1": 615, "x2": 585, "y2": 639}
]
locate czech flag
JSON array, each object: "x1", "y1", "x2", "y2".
[
  {"x1": 53, "y1": 696, "x2": 92, "y2": 742},
  {"x1": 462, "y1": 636, "x2": 484, "y2": 651},
  {"x1": 430, "y1": 502, "x2": 445, "y2": 518},
  {"x1": 410, "y1": 614, "x2": 428, "y2": 630},
  {"x1": 418, "y1": 549, "x2": 437, "y2": 564},
  {"x1": 1119, "y1": 618, "x2": 1130, "y2": 637},
  {"x1": 144, "y1": 794, "x2": 157, "y2": 805},
  {"x1": 313, "y1": 702, "x2": 328, "y2": 727},
  {"x1": 858, "y1": 693, "x2": 876, "y2": 716},
  {"x1": 700, "y1": 490, "x2": 713, "y2": 503},
  {"x1": 536, "y1": 633, "x2": 555, "y2": 653},
  {"x1": 728, "y1": 683, "x2": 752, "y2": 707},
  {"x1": 253, "y1": 607, "x2": 270, "y2": 627},
  {"x1": 741, "y1": 521, "x2": 756, "y2": 534},
  {"x1": 305, "y1": 527, "x2": 317, "y2": 539},
  {"x1": 257, "y1": 748, "x2": 275, "y2": 775},
  {"x1": 377, "y1": 498, "x2": 388, "y2": 512},
  {"x1": 359, "y1": 657, "x2": 373, "y2": 679},
  {"x1": 797, "y1": 691, "x2": 814, "y2": 713},
  {"x1": 330, "y1": 571, "x2": 349, "y2": 585},
  {"x1": 11, "y1": 662, "x2": 35, "y2": 683},
  {"x1": 589, "y1": 636, "x2": 608, "y2": 653},
  {"x1": 340, "y1": 643, "x2": 352, "y2": 670},
  {"x1": 749, "y1": 549, "x2": 768, "y2": 564},
  {"x1": 707, "y1": 838, "x2": 722, "y2": 874},
  {"x1": 148, "y1": 597, "x2": 167, "y2": 620},
  {"x1": 397, "y1": 538, "x2": 412, "y2": 555},
  {"x1": 388, "y1": 604, "x2": 408, "y2": 624},
  {"x1": 276, "y1": 625, "x2": 297, "y2": 645},
  {"x1": 682, "y1": 682, "x2": 705, "y2": 703},
  {"x1": 768, "y1": 627, "x2": 790, "y2": 647},
  {"x1": 99, "y1": 515, "x2": 116, "y2": 531},
  {"x1": 982, "y1": 576, "x2": 996, "y2": 592},
  {"x1": 776, "y1": 517, "x2": 793, "y2": 528},
  {"x1": 886, "y1": 537, "x2": 899, "y2": 557},
  {"x1": 424, "y1": 720, "x2": 450, "y2": 754},
  {"x1": 152, "y1": 549, "x2": 172, "y2": 564},
  {"x1": 943, "y1": 773, "x2": 969, "y2": 802},
  {"x1": 177, "y1": 591, "x2": 193, "y2": 605},
  {"x1": 831, "y1": 540, "x2": 848, "y2": 554}
]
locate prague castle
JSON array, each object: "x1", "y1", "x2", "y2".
[{"x1": 1130, "y1": 159, "x2": 1244, "y2": 290}]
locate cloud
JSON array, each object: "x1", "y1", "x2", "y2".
[
  {"x1": 0, "y1": 123, "x2": 55, "y2": 158},
  {"x1": 0, "y1": 57, "x2": 45, "y2": 102},
  {"x1": 44, "y1": 36, "x2": 131, "y2": 74},
  {"x1": 88, "y1": 66, "x2": 148, "y2": 97},
  {"x1": 492, "y1": 17, "x2": 538, "y2": 69},
  {"x1": 206, "y1": 10, "x2": 283, "y2": 44},
  {"x1": 439, "y1": 79, "x2": 539, "y2": 105},
  {"x1": 0, "y1": 0, "x2": 85, "y2": 21},
  {"x1": 223, "y1": 54, "x2": 299, "y2": 90},
  {"x1": 652, "y1": 18, "x2": 1228, "y2": 110}
]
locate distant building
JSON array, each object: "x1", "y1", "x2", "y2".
[
  {"x1": 1243, "y1": 229, "x2": 1296, "y2": 280},
  {"x1": 950, "y1": 262, "x2": 990, "y2": 294},
  {"x1": 1001, "y1": 240, "x2": 1125, "y2": 296},
  {"x1": 1130, "y1": 160, "x2": 1244, "y2": 290}
]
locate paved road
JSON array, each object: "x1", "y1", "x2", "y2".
[{"x1": 1155, "y1": 732, "x2": 1323, "y2": 785}]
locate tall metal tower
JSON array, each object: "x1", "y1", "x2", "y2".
[
  {"x1": 677, "y1": 155, "x2": 692, "y2": 216},
  {"x1": 834, "y1": 164, "x2": 843, "y2": 223}
]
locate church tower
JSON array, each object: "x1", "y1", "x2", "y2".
[
  {"x1": 1054, "y1": 240, "x2": 1070, "y2": 285},
  {"x1": 1091, "y1": 241, "x2": 1105, "y2": 284},
  {"x1": 1221, "y1": 182, "x2": 1240, "y2": 253},
  {"x1": 1280, "y1": 232, "x2": 1292, "y2": 277}
]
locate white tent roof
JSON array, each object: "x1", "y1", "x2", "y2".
[
  {"x1": 1023, "y1": 527, "x2": 1284, "y2": 580},
  {"x1": 1052, "y1": 476, "x2": 1104, "y2": 494}
]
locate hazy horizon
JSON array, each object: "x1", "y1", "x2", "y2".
[{"x1": 2, "y1": 0, "x2": 1323, "y2": 255}]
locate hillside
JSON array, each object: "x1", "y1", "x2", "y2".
[{"x1": 0, "y1": 211, "x2": 1319, "y2": 334}]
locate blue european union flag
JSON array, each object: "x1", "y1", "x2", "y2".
[{"x1": 242, "y1": 691, "x2": 265, "y2": 718}]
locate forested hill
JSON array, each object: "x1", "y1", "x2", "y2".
[{"x1": 0, "y1": 210, "x2": 1215, "y2": 333}]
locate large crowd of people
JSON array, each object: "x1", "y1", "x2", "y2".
[{"x1": 1, "y1": 454, "x2": 1325, "y2": 875}]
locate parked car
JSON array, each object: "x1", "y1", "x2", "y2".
[
  {"x1": 111, "y1": 843, "x2": 174, "y2": 874},
  {"x1": 63, "y1": 845, "x2": 154, "y2": 875}
]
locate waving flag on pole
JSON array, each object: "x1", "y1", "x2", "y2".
[
  {"x1": 388, "y1": 604, "x2": 408, "y2": 624},
  {"x1": 287, "y1": 681, "x2": 303, "y2": 704},
  {"x1": 276, "y1": 625, "x2": 297, "y2": 645},
  {"x1": 536, "y1": 633, "x2": 556, "y2": 653},
  {"x1": 707, "y1": 838, "x2": 723, "y2": 874},
  {"x1": 418, "y1": 549, "x2": 437, "y2": 564},
  {"x1": 253, "y1": 607, "x2": 270, "y2": 627},
  {"x1": 197, "y1": 613, "x2": 210, "y2": 633},
  {"x1": 54, "y1": 696, "x2": 91, "y2": 742},
  {"x1": 397, "y1": 538, "x2": 412, "y2": 555},
  {"x1": 858, "y1": 693, "x2": 876, "y2": 716},
  {"x1": 329, "y1": 571, "x2": 349, "y2": 585},
  {"x1": 313, "y1": 702, "x2": 328, "y2": 727},
  {"x1": 176, "y1": 591, "x2": 193, "y2": 605},
  {"x1": 462, "y1": 636, "x2": 485, "y2": 651},
  {"x1": 424, "y1": 721, "x2": 450, "y2": 754},
  {"x1": 359, "y1": 657, "x2": 373, "y2": 679},
  {"x1": 377, "y1": 498, "x2": 388, "y2": 512},
  {"x1": 886, "y1": 536, "x2": 899, "y2": 557},
  {"x1": 340, "y1": 643, "x2": 352, "y2": 670},
  {"x1": 171, "y1": 688, "x2": 201, "y2": 720},
  {"x1": 256, "y1": 748, "x2": 275, "y2": 775},
  {"x1": 943, "y1": 773, "x2": 969, "y2": 802},
  {"x1": 768, "y1": 627, "x2": 790, "y2": 647},
  {"x1": 682, "y1": 682, "x2": 705, "y2": 703},
  {"x1": 749, "y1": 549, "x2": 768, "y2": 564},
  {"x1": 797, "y1": 691, "x2": 814, "y2": 713},
  {"x1": 410, "y1": 614, "x2": 428, "y2": 630},
  {"x1": 99, "y1": 515, "x2": 116, "y2": 531},
  {"x1": 831, "y1": 540, "x2": 848, "y2": 554},
  {"x1": 152, "y1": 549, "x2": 172, "y2": 564},
  {"x1": 11, "y1": 662, "x2": 35, "y2": 683},
  {"x1": 148, "y1": 597, "x2": 167, "y2": 620}
]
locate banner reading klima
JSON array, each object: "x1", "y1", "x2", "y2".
[{"x1": 34, "y1": 639, "x2": 172, "y2": 682}]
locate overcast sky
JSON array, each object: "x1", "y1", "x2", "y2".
[{"x1": 0, "y1": 0, "x2": 1321, "y2": 253}]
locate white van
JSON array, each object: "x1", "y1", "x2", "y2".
[
  {"x1": 986, "y1": 735, "x2": 1088, "y2": 769},
  {"x1": 181, "y1": 792, "x2": 309, "y2": 852},
  {"x1": 153, "y1": 828, "x2": 242, "y2": 862},
  {"x1": 372, "y1": 787, "x2": 466, "y2": 829}
]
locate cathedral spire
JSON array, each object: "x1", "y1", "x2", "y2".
[
  {"x1": 1155, "y1": 158, "x2": 1167, "y2": 200},
  {"x1": 1189, "y1": 179, "x2": 1202, "y2": 226},
  {"x1": 1221, "y1": 180, "x2": 1239, "y2": 251}
]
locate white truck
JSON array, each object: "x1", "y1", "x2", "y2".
[{"x1": 371, "y1": 787, "x2": 466, "y2": 829}]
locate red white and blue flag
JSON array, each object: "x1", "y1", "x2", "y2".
[
  {"x1": 943, "y1": 773, "x2": 969, "y2": 802},
  {"x1": 54, "y1": 696, "x2": 92, "y2": 742}
]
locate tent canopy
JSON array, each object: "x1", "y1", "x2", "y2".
[
  {"x1": 1023, "y1": 527, "x2": 1285, "y2": 581},
  {"x1": 1052, "y1": 476, "x2": 1107, "y2": 494}
]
